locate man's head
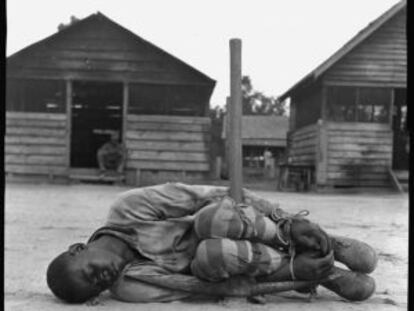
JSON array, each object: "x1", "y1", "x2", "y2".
[
  {"x1": 47, "y1": 243, "x2": 123, "y2": 303},
  {"x1": 109, "y1": 131, "x2": 120, "y2": 143}
]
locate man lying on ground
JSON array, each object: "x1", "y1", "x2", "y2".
[{"x1": 47, "y1": 183, "x2": 377, "y2": 304}]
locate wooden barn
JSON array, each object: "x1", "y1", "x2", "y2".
[
  {"x1": 222, "y1": 115, "x2": 289, "y2": 178},
  {"x1": 6, "y1": 12, "x2": 215, "y2": 185},
  {"x1": 279, "y1": 0, "x2": 407, "y2": 190}
]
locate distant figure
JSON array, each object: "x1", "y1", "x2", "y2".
[
  {"x1": 97, "y1": 131, "x2": 125, "y2": 176},
  {"x1": 263, "y1": 149, "x2": 275, "y2": 178},
  {"x1": 405, "y1": 135, "x2": 410, "y2": 155}
]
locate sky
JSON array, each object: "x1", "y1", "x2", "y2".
[{"x1": 6, "y1": 0, "x2": 401, "y2": 108}]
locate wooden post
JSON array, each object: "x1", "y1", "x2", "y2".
[
  {"x1": 122, "y1": 82, "x2": 129, "y2": 143},
  {"x1": 289, "y1": 99, "x2": 296, "y2": 131},
  {"x1": 316, "y1": 85, "x2": 329, "y2": 189},
  {"x1": 215, "y1": 156, "x2": 222, "y2": 179},
  {"x1": 321, "y1": 85, "x2": 327, "y2": 121},
  {"x1": 65, "y1": 80, "x2": 72, "y2": 172},
  {"x1": 229, "y1": 39, "x2": 243, "y2": 202},
  {"x1": 355, "y1": 87, "x2": 360, "y2": 121},
  {"x1": 225, "y1": 96, "x2": 231, "y2": 178},
  {"x1": 315, "y1": 120, "x2": 328, "y2": 186},
  {"x1": 389, "y1": 88, "x2": 395, "y2": 129}
]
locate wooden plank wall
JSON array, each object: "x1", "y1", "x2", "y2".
[
  {"x1": 325, "y1": 10, "x2": 406, "y2": 87},
  {"x1": 125, "y1": 115, "x2": 211, "y2": 174},
  {"x1": 287, "y1": 124, "x2": 318, "y2": 165},
  {"x1": 5, "y1": 112, "x2": 68, "y2": 175},
  {"x1": 7, "y1": 14, "x2": 213, "y2": 86},
  {"x1": 325, "y1": 122, "x2": 392, "y2": 186}
]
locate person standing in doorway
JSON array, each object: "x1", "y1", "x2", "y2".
[{"x1": 263, "y1": 148, "x2": 274, "y2": 178}]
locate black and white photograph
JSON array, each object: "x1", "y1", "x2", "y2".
[{"x1": 4, "y1": 0, "x2": 408, "y2": 310}]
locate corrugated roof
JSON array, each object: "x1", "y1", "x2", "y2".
[
  {"x1": 279, "y1": 0, "x2": 406, "y2": 100},
  {"x1": 242, "y1": 115, "x2": 288, "y2": 139},
  {"x1": 223, "y1": 115, "x2": 289, "y2": 145}
]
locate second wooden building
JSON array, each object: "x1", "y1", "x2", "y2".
[{"x1": 279, "y1": 1, "x2": 407, "y2": 190}]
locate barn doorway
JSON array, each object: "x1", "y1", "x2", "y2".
[
  {"x1": 70, "y1": 81, "x2": 123, "y2": 168},
  {"x1": 392, "y1": 88, "x2": 408, "y2": 170}
]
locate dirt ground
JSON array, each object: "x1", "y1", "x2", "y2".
[{"x1": 4, "y1": 182, "x2": 409, "y2": 311}]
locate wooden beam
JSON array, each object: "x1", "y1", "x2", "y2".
[
  {"x1": 225, "y1": 96, "x2": 231, "y2": 178},
  {"x1": 127, "y1": 122, "x2": 208, "y2": 132},
  {"x1": 128, "y1": 150, "x2": 209, "y2": 162},
  {"x1": 289, "y1": 99, "x2": 296, "y2": 131},
  {"x1": 6, "y1": 128, "x2": 66, "y2": 137},
  {"x1": 315, "y1": 121, "x2": 328, "y2": 186},
  {"x1": 127, "y1": 114, "x2": 211, "y2": 124},
  {"x1": 389, "y1": 88, "x2": 395, "y2": 128},
  {"x1": 65, "y1": 80, "x2": 72, "y2": 170},
  {"x1": 229, "y1": 39, "x2": 243, "y2": 202},
  {"x1": 8, "y1": 70, "x2": 213, "y2": 86},
  {"x1": 128, "y1": 160, "x2": 210, "y2": 171},
  {"x1": 321, "y1": 85, "x2": 327, "y2": 121},
  {"x1": 6, "y1": 111, "x2": 66, "y2": 120},
  {"x1": 5, "y1": 136, "x2": 67, "y2": 145},
  {"x1": 125, "y1": 131, "x2": 208, "y2": 142},
  {"x1": 126, "y1": 140, "x2": 208, "y2": 152},
  {"x1": 6, "y1": 118, "x2": 66, "y2": 128},
  {"x1": 5, "y1": 164, "x2": 67, "y2": 175},
  {"x1": 323, "y1": 80, "x2": 406, "y2": 88},
  {"x1": 122, "y1": 82, "x2": 129, "y2": 144}
]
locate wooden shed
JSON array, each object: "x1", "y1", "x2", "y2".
[
  {"x1": 6, "y1": 12, "x2": 215, "y2": 185},
  {"x1": 279, "y1": 0, "x2": 407, "y2": 190},
  {"x1": 222, "y1": 115, "x2": 289, "y2": 177}
]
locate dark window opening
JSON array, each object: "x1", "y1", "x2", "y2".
[
  {"x1": 327, "y1": 86, "x2": 391, "y2": 123},
  {"x1": 128, "y1": 83, "x2": 208, "y2": 116},
  {"x1": 327, "y1": 86, "x2": 356, "y2": 121},
  {"x1": 357, "y1": 88, "x2": 390, "y2": 122},
  {"x1": 71, "y1": 81, "x2": 123, "y2": 168},
  {"x1": 295, "y1": 88, "x2": 322, "y2": 128},
  {"x1": 6, "y1": 78, "x2": 66, "y2": 113}
]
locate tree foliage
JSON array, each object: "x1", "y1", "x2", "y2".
[
  {"x1": 58, "y1": 15, "x2": 80, "y2": 31},
  {"x1": 241, "y1": 76, "x2": 286, "y2": 116}
]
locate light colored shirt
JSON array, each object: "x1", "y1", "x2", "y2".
[{"x1": 88, "y1": 183, "x2": 288, "y2": 302}]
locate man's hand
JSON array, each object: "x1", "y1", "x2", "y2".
[
  {"x1": 293, "y1": 251, "x2": 334, "y2": 281},
  {"x1": 290, "y1": 218, "x2": 332, "y2": 256}
]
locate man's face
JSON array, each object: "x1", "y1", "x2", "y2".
[
  {"x1": 110, "y1": 132, "x2": 119, "y2": 143},
  {"x1": 65, "y1": 244, "x2": 125, "y2": 296}
]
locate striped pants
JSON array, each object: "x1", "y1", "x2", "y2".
[{"x1": 191, "y1": 197, "x2": 286, "y2": 282}]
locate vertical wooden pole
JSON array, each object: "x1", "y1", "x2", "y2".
[
  {"x1": 122, "y1": 82, "x2": 131, "y2": 183},
  {"x1": 316, "y1": 121, "x2": 328, "y2": 186},
  {"x1": 65, "y1": 80, "x2": 72, "y2": 172},
  {"x1": 389, "y1": 89, "x2": 395, "y2": 169},
  {"x1": 122, "y1": 82, "x2": 129, "y2": 143},
  {"x1": 289, "y1": 99, "x2": 296, "y2": 131},
  {"x1": 389, "y1": 88, "x2": 395, "y2": 129},
  {"x1": 321, "y1": 85, "x2": 327, "y2": 121},
  {"x1": 316, "y1": 85, "x2": 328, "y2": 189},
  {"x1": 225, "y1": 96, "x2": 231, "y2": 178},
  {"x1": 229, "y1": 39, "x2": 243, "y2": 202}
]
